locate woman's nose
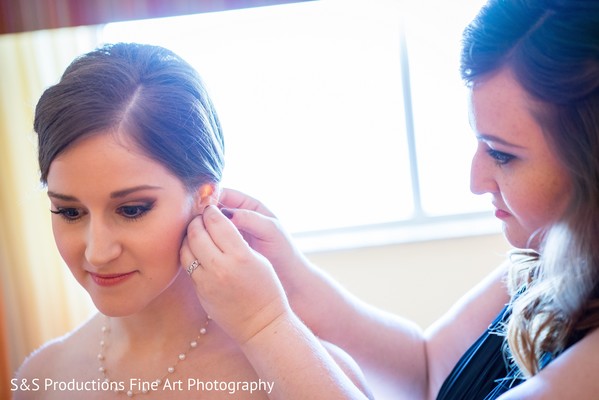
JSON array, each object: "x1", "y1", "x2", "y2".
[
  {"x1": 470, "y1": 150, "x2": 498, "y2": 195},
  {"x1": 84, "y1": 217, "x2": 121, "y2": 267}
]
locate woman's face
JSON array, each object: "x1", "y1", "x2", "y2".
[
  {"x1": 469, "y1": 68, "x2": 572, "y2": 250},
  {"x1": 46, "y1": 131, "x2": 200, "y2": 316}
]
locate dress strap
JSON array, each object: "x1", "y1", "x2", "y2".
[{"x1": 436, "y1": 304, "x2": 524, "y2": 400}]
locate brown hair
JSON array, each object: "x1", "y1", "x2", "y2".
[{"x1": 34, "y1": 42, "x2": 225, "y2": 190}]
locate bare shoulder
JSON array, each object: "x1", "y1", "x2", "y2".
[
  {"x1": 17, "y1": 313, "x2": 101, "y2": 375},
  {"x1": 13, "y1": 313, "x2": 102, "y2": 399},
  {"x1": 320, "y1": 339, "x2": 374, "y2": 399},
  {"x1": 499, "y1": 327, "x2": 599, "y2": 399},
  {"x1": 429, "y1": 261, "x2": 510, "y2": 337}
]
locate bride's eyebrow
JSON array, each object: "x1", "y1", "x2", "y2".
[
  {"x1": 47, "y1": 185, "x2": 162, "y2": 202},
  {"x1": 47, "y1": 191, "x2": 78, "y2": 201},
  {"x1": 110, "y1": 185, "x2": 162, "y2": 199}
]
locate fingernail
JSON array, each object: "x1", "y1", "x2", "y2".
[{"x1": 221, "y1": 208, "x2": 234, "y2": 219}]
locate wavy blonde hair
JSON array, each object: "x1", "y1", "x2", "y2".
[{"x1": 506, "y1": 240, "x2": 599, "y2": 376}]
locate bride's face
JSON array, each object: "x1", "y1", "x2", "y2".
[{"x1": 46, "y1": 131, "x2": 199, "y2": 316}]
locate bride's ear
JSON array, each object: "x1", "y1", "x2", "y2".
[{"x1": 193, "y1": 183, "x2": 220, "y2": 213}]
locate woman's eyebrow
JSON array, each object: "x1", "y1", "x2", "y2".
[
  {"x1": 47, "y1": 191, "x2": 78, "y2": 201},
  {"x1": 109, "y1": 185, "x2": 162, "y2": 199},
  {"x1": 476, "y1": 133, "x2": 525, "y2": 148},
  {"x1": 47, "y1": 185, "x2": 162, "y2": 201}
]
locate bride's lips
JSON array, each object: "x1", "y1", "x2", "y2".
[{"x1": 89, "y1": 271, "x2": 136, "y2": 287}]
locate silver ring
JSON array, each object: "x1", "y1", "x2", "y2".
[{"x1": 187, "y1": 259, "x2": 200, "y2": 275}]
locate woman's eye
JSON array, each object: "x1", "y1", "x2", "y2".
[
  {"x1": 487, "y1": 149, "x2": 515, "y2": 165},
  {"x1": 50, "y1": 208, "x2": 83, "y2": 221},
  {"x1": 117, "y1": 204, "x2": 152, "y2": 219}
]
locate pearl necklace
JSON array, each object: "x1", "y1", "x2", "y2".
[{"x1": 98, "y1": 316, "x2": 210, "y2": 397}]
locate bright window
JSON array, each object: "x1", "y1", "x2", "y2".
[{"x1": 102, "y1": 0, "x2": 497, "y2": 249}]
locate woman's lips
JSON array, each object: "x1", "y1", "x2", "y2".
[
  {"x1": 494, "y1": 209, "x2": 511, "y2": 219},
  {"x1": 90, "y1": 271, "x2": 136, "y2": 287}
]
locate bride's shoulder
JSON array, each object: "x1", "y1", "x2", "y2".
[{"x1": 15, "y1": 313, "x2": 101, "y2": 381}]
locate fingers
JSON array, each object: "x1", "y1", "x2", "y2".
[
  {"x1": 181, "y1": 204, "x2": 287, "y2": 280},
  {"x1": 180, "y1": 236, "x2": 200, "y2": 274},
  {"x1": 179, "y1": 203, "x2": 291, "y2": 344},
  {"x1": 220, "y1": 207, "x2": 284, "y2": 242},
  {"x1": 219, "y1": 188, "x2": 276, "y2": 218},
  {"x1": 200, "y1": 205, "x2": 248, "y2": 254},
  {"x1": 183, "y1": 206, "x2": 248, "y2": 271}
]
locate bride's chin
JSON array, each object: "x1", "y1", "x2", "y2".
[{"x1": 88, "y1": 295, "x2": 141, "y2": 318}]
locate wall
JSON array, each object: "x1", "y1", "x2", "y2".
[{"x1": 308, "y1": 233, "x2": 511, "y2": 329}]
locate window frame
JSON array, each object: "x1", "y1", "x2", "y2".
[{"x1": 101, "y1": 0, "x2": 500, "y2": 252}]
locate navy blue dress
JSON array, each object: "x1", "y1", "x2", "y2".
[{"x1": 436, "y1": 305, "x2": 524, "y2": 400}]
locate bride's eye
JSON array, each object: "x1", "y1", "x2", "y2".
[
  {"x1": 117, "y1": 203, "x2": 153, "y2": 220},
  {"x1": 50, "y1": 207, "x2": 84, "y2": 222}
]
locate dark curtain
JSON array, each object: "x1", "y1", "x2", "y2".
[{"x1": 0, "y1": 0, "x2": 311, "y2": 34}]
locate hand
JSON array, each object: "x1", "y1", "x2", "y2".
[
  {"x1": 218, "y1": 188, "x2": 330, "y2": 334},
  {"x1": 219, "y1": 188, "x2": 276, "y2": 218},
  {"x1": 180, "y1": 205, "x2": 290, "y2": 344},
  {"x1": 218, "y1": 189, "x2": 311, "y2": 293}
]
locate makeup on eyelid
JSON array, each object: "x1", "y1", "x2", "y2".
[{"x1": 49, "y1": 198, "x2": 227, "y2": 219}]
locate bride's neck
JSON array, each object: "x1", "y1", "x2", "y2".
[{"x1": 106, "y1": 269, "x2": 208, "y2": 349}]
